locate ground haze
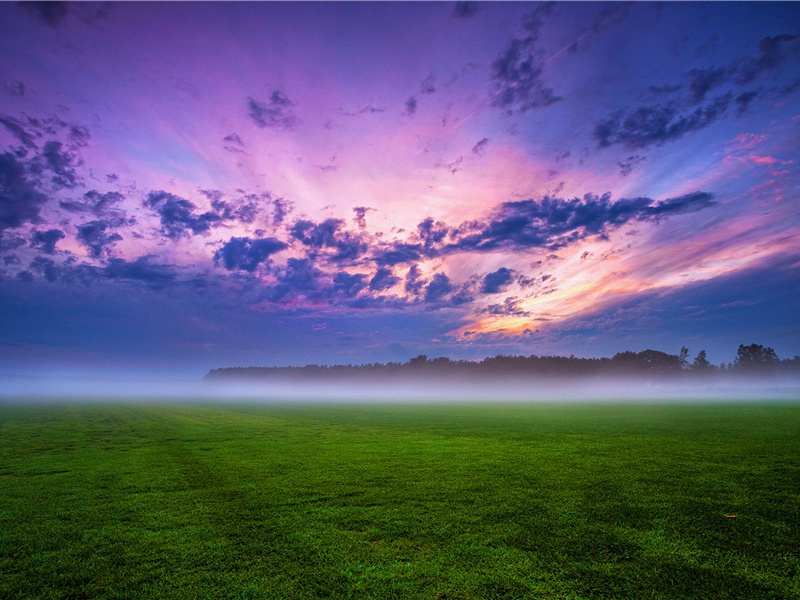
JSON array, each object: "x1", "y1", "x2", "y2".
[{"x1": 1, "y1": 401, "x2": 798, "y2": 599}]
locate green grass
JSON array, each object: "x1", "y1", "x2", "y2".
[{"x1": 1, "y1": 401, "x2": 798, "y2": 599}]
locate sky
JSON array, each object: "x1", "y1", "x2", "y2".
[{"x1": 0, "y1": 1, "x2": 798, "y2": 379}]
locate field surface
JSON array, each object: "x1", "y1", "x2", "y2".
[{"x1": 1, "y1": 401, "x2": 798, "y2": 599}]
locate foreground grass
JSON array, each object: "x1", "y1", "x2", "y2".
[{"x1": 0, "y1": 401, "x2": 798, "y2": 599}]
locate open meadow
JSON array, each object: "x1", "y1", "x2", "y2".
[{"x1": 1, "y1": 400, "x2": 798, "y2": 599}]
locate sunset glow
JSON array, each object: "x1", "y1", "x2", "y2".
[{"x1": 1, "y1": 2, "x2": 798, "y2": 376}]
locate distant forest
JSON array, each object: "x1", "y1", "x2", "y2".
[{"x1": 206, "y1": 344, "x2": 800, "y2": 381}]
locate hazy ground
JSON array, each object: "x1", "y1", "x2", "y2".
[{"x1": 1, "y1": 400, "x2": 798, "y2": 599}]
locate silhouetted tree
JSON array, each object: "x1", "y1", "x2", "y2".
[
  {"x1": 734, "y1": 344, "x2": 779, "y2": 371},
  {"x1": 679, "y1": 346, "x2": 689, "y2": 369},
  {"x1": 691, "y1": 349, "x2": 712, "y2": 371}
]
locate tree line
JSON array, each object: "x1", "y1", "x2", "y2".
[{"x1": 206, "y1": 343, "x2": 800, "y2": 381}]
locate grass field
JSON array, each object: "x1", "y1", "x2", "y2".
[{"x1": 1, "y1": 400, "x2": 798, "y2": 599}]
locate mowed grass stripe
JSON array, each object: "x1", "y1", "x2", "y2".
[{"x1": 0, "y1": 401, "x2": 798, "y2": 599}]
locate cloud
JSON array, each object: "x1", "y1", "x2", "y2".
[
  {"x1": 688, "y1": 67, "x2": 729, "y2": 104},
  {"x1": 738, "y1": 34, "x2": 798, "y2": 85},
  {"x1": 42, "y1": 141, "x2": 82, "y2": 188},
  {"x1": 404, "y1": 96, "x2": 417, "y2": 117},
  {"x1": 452, "y1": 192, "x2": 715, "y2": 252},
  {"x1": 272, "y1": 196, "x2": 292, "y2": 226},
  {"x1": 204, "y1": 190, "x2": 262, "y2": 224},
  {"x1": 0, "y1": 152, "x2": 48, "y2": 230},
  {"x1": 471, "y1": 137, "x2": 489, "y2": 156},
  {"x1": 76, "y1": 220, "x2": 123, "y2": 258},
  {"x1": 4, "y1": 81, "x2": 26, "y2": 98},
  {"x1": 222, "y1": 132, "x2": 246, "y2": 153},
  {"x1": 369, "y1": 266, "x2": 400, "y2": 291},
  {"x1": 30, "y1": 228, "x2": 65, "y2": 254},
  {"x1": 103, "y1": 256, "x2": 177, "y2": 289},
  {"x1": 425, "y1": 272, "x2": 453, "y2": 303},
  {"x1": 247, "y1": 92, "x2": 299, "y2": 130},
  {"x1": 214, "y1": 236, "x2": 287, "y2": 272},
  {"x1": 490, "y1": 3, "x2": 561, "y2": 114},
  {"x1": 420, "y1": 74, "x2": 436, "y2": 95},
  {"x1": 18, "y1": 1, "x2": 70, "y2": 29},
  {"x1": 59, "y1": 189, "x2": 128, "y2": 221},
  {"x1": 290, "y1": 218, "x2": 367, "y2": 262},
  {"x1": 333, "y1": 271, "x2": 367, "y2": 298},
  {"x1": 416, "y1": 217, "x2": 450, "y2": 250},
  {"x1": 618, "y1": 155, "x2": 645, "y2": 177},
  {"x1": 353, "y1": 206, "x2": 373, "y2": 230},
  {"x1": 453, "y1": 2, "x2": 479, "y2": 19},
  {"x1": 482, "y1": 267, "x2": 513, "y2": 293},
  {"x1": 374, "y1": 242, "x2": 422, "y2": 266},
  {"x1": 268, "y1": 258, "x2": 323, "y2": 302},
  {"x1": 144, "y1": 190, "x2": 223, "y2": 239},
  {"x1": 592, "y1": 95, "x2": 731, "y2": 150},
  {"x1": 0, "y1": 115, "x2": 37, "y2": 148},
  {"x1": 29, "y1": 256, "x2": 59, "y2": 282},
  {"x1": 482, "y1": 296, "x2": 530, "y2": 316},
  {"x1": 594, "y1": 34, "x2": 799, "y2": 151},
  {"x1": 405, "y1": 264, "x2": 424, "y2": 295}
]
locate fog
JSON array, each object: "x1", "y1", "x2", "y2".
[{"x1": 1, "y1": 373, "x2": 799, "y2": 405}]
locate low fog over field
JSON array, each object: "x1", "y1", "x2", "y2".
[{"x1": 2, "y1": 372, "x2": 799, "y2": 404}]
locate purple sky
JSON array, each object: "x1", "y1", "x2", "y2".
[{"x1": 1, "y1": 2, "x2": 799, "y2": 378}]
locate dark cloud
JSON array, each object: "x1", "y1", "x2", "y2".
[
  {"x1": 30, "y1": 256, "x2": 58, "y2": 282},
  {"x1": 471, "y1": 137, "x2": 489, "y2": 156},
  {"x1": 353, "y1": 206, "x2": 373, "y2": 230},
  {"x1": 204, "y1": 190, "x2": 261, "y2": 224},
  {"x1": 214, "y1": 236, "x2": 287, "y2": 272},
  {"x1": 222, "y1": 132, "x2": 246, "y2": 153},
  {"x1": 490, "y1": 3, "x2": 561, "y2": 114},
  {"x1": 41, "y1": 140, "x2": 82, "y2": 188},
  {"x1": 4, "y1": 81, "x2": 26, "y2": 98},
  {"x1": 417, "y1": 217, "x2": 449, "y2": 250},
  {"x1": 738, "y1": 34, "x2": 798, "y2": 85},
  {"x1": 30, "y1": 228, "x2": 65, "y2": 254},
  {"x1": 735, "y1": 91, "x2": 759, "y2": 115},
  {"x1": 596, "y1": 34, "x2": 799, "y2": 151},
  {"x1": 247, "y1": 92, "x2": 299, "y2": 130},
  {"x1": 482, "y1": 267, "x2": 513, "y2": 294},
  {"x1": 332, "y1": 272, "x2": 367, "y2": 298},
  {"x1": 482, "y1": 296, "x2": 530, "y2": 316},
  {"x1": 592, "y1": 95, "x2": 731, "y2": 150},
  {"x1": 374, "y1": 243, "x2": 422, "y2": 266},
  {"x1": 272, "y1": 196, "x2": 292, "y2": 226},
  {"x1": 59, "y1": 189, "x2": 128, "y2": 221},
  {"x1": 0, "y1": 115, "x2": 37, "y2": 149},
  {"x1": 0, "y1": 152, "x2": 48, "y2": 230},
  {"x1": 369, "y1": 266, "x2": 400, "y2": 292},
  {"x1": 420, "y1": 74, "x2": 436, "y2": 95},
  {"x1": 688, "y1": 67, "x2": 729, "y2": 104},
  {"x1": 453, "y1": 2, "x2": 479, "y2": 19},
  {"x1": 405, "y1": 264, "x2": 424, "y2": 295},
  {"x1": 452, "y1": 192, "x2": 715, "y2": 252},
  {"x1": 290, "y1": 218, "x2": 366, "y2": 262},
  {"x1": 144, "y1": 190, "x2": 223, "y2": 239},
  {"x1": 76, "y1": 220, "x2": 122, "y2": 258},
  {"x1": 618, "y1": 155, "x2": 645, "y2": 177},
  {"x1": 16, "y1": 270, "x2": 33, "y2": 283},
  {"x1": 268, "y1": 258, "x2": 322, "y2": 301},
  {"x1": 404, "y1": 96, "x2": 418, "y2": 117},
  {"x1": 18, "y1": 1, "x2": 70, "y2": 29},
  {"x1": 103, "y1": 256, "x2": 176, "y2": 289},
  {"x1": 425, "y1": 272, "x2": 453, "y2": 303}
]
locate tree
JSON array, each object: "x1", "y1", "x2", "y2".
[
  {"x1": 679, "y1": 346, "x2": 689, "y2": 369},
  {"x1": 691, "y1": 349, "x2": 712, "y2": 371},
  {"x1": 734, "y1": 344, "x2": 779, "y2": 371}
]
